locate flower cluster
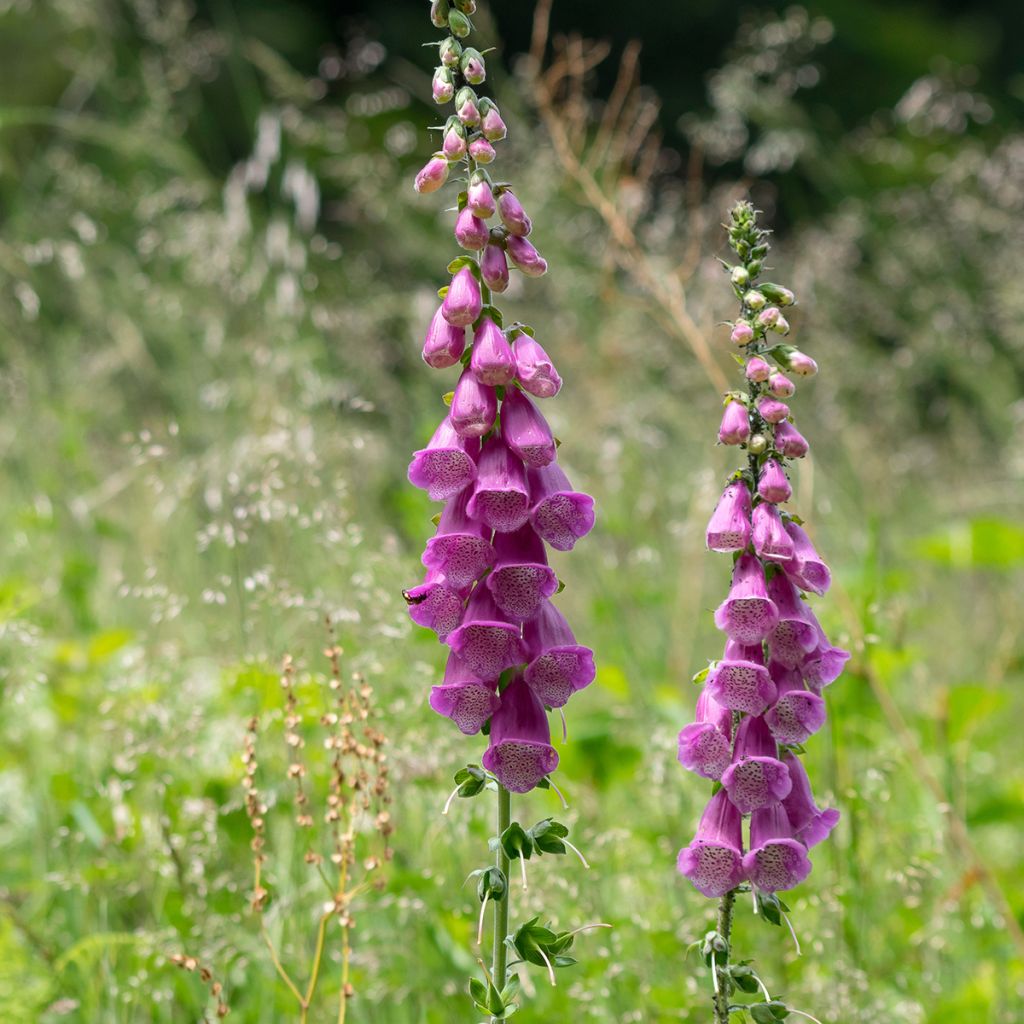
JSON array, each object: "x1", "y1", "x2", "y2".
[
  {"x1": 407, "y1": 0, "x2": 596, "y2": 795},
  {"x1": 678, "y1": 202, "x2": 846, "y2": 902}
]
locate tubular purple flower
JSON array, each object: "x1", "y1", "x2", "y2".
[
  {"x1": 522, "y1": 599, "x2": 595, "y2": 707},
  {"x1": 455, "y1": 207, "x2": 489, "y2": 251},
  {"x1": 486, "y1": 524, "x2": 558, "y2": 621},
  {"x1": 513, "y1": 333, "x2": 562, "y2": 398},
  {"x1": 506, "y1": 234, "x2": 548, "y2": 277},
  {"x1": 706, "y1": 639, "x2": 777, "y2": 716},
  {"x1": 482, "y1": 675, "x2": 559, "y2": 793},
  {"x1": 430, "y1": 652, "x2": 500, "y2": 735},
  {"x1": 481, "y1": 104, "x2": 508, "y2": 142},
  {"x1": 447, "y1": 586, "x2": 526, "y2": 678},
  {"x1": 764, "y1": 663, "x2": 826, "y2": 746},
  {"x1": 676, "y1": 790, "x2": 746, "y2": 898},
  {"x1": 467, "y1": 177, "x2": 496, "y2": 218},
  {"x1": 450, "y1": 367, "x2": 498, "y2": 438},
  {"x1": 714, "y1": 553, "x2": 779, "y2": 644},
  {"x1": 781, "y1": 752, "x2": 840, "y2": 847},
  {"x1": 467, "y1": 435, "x2": 531, "y2": 533},
  {"x1": 720, "y1": 714, "x2": 792, "y2": 814},
  {"x1": 768, "y1": 372, "x2": 795, "y2": 398},
  {"x1": 718, "y1": 400, "x2": 751, "y2": 445},
  {"x1": 414, "y1": 154, "x2": 450, "y2": 194},
  {"x1": 422, "y1": 488, "x2": 496, "y2": 589},
  {"x1": 752, "y1": 503, "x2": 795, "y2": 563},
  {"x1": 742, "y1": 803, "x2": 812, "y2": 893},
  {"x1": 481, "y1": 241, "x2": 509, "y2": 292},
  {"x1": 442, "y1": 266, "x2": 483, "y2": 327},
  {"x1": 788, "y1": 351, "x2": 818, "y2": 377},
  {"x1": 745, "y1": 356, "x2": 771, "y2": 382},
  {"x1": 403, "y1": 569, "x2": 466, "y2": 641},
  {"x1": 408, "y1": 416, "x2": 479, "y2": 500},
  {"x1": 757, "y1": 459, "x2": 792, "y2": 504},
  {"x1": 774, "y1": 419, "x2": 809, "y2": 458},
  {"x1": 422, "y1": 305, "x2": 466, "y2": 369},
  {"x1": 468, "y1": 137, "x2": 495, "y2": 164},
  {"x1": 442, "y1": 122, "x2": 467, "y2": 160},
  {"x1": 766, "y1": 572, "x2": 818, "y2": 668},
  {"x1": 801, "y1": 621, "x2": 850, "y2": 694},
  {"x1": 781, "y1": 522, "x2": 831, "y2": 595},
  {"x1": 755, "y1": 396, "x2": 790, "y2": 424},
  {"x1": 527, "y1": 462, "x2": 595, "y2": 552},
  {"x1": 500, "y1": 387, "x2": 556, "y2": 468},
  {"x1": 705, "y1": 481, "x2": 752, "y2": 553},
  {"x1": 497, "y1": 190, "x2": 532, "y2": 236},
  {"x1": 677, "y1": 689, "x2": 733, "y2": 780},
  {"x1": 469, "y1": 317, "x2": 516, "y2": 386}
]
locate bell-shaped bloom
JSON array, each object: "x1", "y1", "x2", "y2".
[
  {"x1": 422, "y1": 305, "x2": 466, "y2": 369},
  {"x1": 752, "y1": 502, "x2": 794, "y2": 563},
  {"x1": 414, "y1": 153, "x2": 450, "y2": 194},
  {"x1": 755, "y1": 396, "x2": 790, "y2": 424},
  {"x1": 706, "y1": 481, "x2": 752, "y2": 553},
  {"x1": 482, "y1": 676, "x2": 559, "y2": 793},
  {"x1": 676, "y1": 790, "x2": 746, "y2": 898},
  {"x1": 447, "y1": 586, "x2": 526, "y2": 678},
  {"x1": 512, "y1": 334, "x2": 562, "y2": 398},
  {"x1": 481, "y1": 104, "x2": 507, "y2": 142},
  {"x1": 788, "y1": 351, "x2": 818, "y2": 377},
  {"x1": 780, "y1": 522, "x2": 831, "y2": 596},
  {"x1": 450, "y1": 367, "x2": 497, "y2": 438},
  {"x1": 467, "y1": 178, "x2": 496, "y2": 218},
  {"x1": 677, "y1": 688, "x2": 733, "y2": 780},
  {"x1": 470, "y1": 317, "x2": 516, "y2": 386},
  {"x1": 745, "y1": 356, "x2": 771, "y2": 382},
  {"x1": 522, "y1": 599, "x2": 595, "y2": 707},
  {"x1": 408, "y1": 416, "x2": 479, "y2": 501},
  {"x1": 481, "y1": 242, "x2": 509, "y2": 293},
  {"x1": 468, "y1": 137, "x2": 495, "y2": 164},
  {"x1": 506, "y1": 234, "x2": 547, "y2": 277},
  {"x1": 764, "y1": 663, "x2": 826, "y2": 745},
  {"x1": 500, "y1": 387, "x2": 556, "y2": 468},
  {"x1": 486, "y1": 525, "x2": 558, "y2": 621},
  {"x1": 742, "y1": 803, "x2": 812, "y2": 893},
  {"x1": 720, "y1": 714, "x2": 792, "y2": 814},
  {"x1": 527, "y1": 462, "x2": 595, "y2": 552},
  {"x1": 718, "y1": 400, "x2": 751, "y2": 445},
  {"x1": 768, "y1": 372, "x2": 795, "y2": 398},
  {"x1": 441, "y1": 266, "x2": 483, "y2": 327},
  {"x1": 714, "y1": 553, "x2": 779, "y2": 644},
  {"x1": 442, "y1": 123, "x2": 467, "y2": 160},
  {"x1": 801, "y1": 621, "x2": 850, "y2": 693},
  {"x1": 781, "y1": 753, "x2": 840, "y2": 847},
  {"x1": 765, "y1": 572, "x2": 818, "y2": 668},
  {"x1": 497, "y1": 189, "x2": 532, "y2": 236},
  {"x1": 467, "y1": 436, "x2": 530, "y2": 532},
  {"x1": 758, "y1": 459, "x2": 792, "y2": 504},
  {"x1": 403, "y1": 569, "x2": 466, "y2": 641},
  {"x1": 455, "y1": 207, "x2": 489, "y2": 251},
  {"x1": 706, "y1": 639, "x2": 776, "y2": 715},
  {"x1": 774, "y1": 419, "x2": 808, "y2": 458},
  {"x1": 422, "y1": 488, "x2": 496, "y2": 590},
  {"x1": 429, "y1": 652, "x2": 500, "y2": 735}
]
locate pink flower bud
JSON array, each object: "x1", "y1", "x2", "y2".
[
  {"x1": 481, "y1": 241, "x2": 509, "y2": 292},
  {"x1": 455, "y1": 207, "x2": 489, "y2": 251},
  {"x1": 774, "y1": 420, "x2": 808, "y2": 458},
  {"x1": 422, "y1": 305, "x2": 466, "y2": 368},
  {"x1": 442, "y1": 123, "x2": 466, "y2": 160},
  {"x1": 414, "y1": 154, "x2": 450, "y2": 194},
  {"x1": 457, "y1": 97, "x2": 481, "y2": 126},
  {"x1": 497, "y1": 190, "x2": 532, "y2": 236},
  {"x1": 745, "y1": 356, "x2": 771, "y2": 382},
  {"x1": 718, "y1": 400, "x2": 750, "y2": 445},
  {"x1": 772, "y1": 315, "x2": 790, "y2": 335},
  {"x1": 768, "y1": 372, "x2": 795, "y2": 398},
  {"x1": 439, "y1": 37, "x2": 462, "y2": 68},
  {"x1": 789, "y1": 351, "x2": 818, "y2": 376},
  {"x1": 470, "y1": 317, "x2": 516, "y2": 386},
  {"x1": 442, "y1": 266, "x2": 483, "y2": 327},
  {"x1": 758, "y1": 306, "x2": 781, "y2": 328},
  {"x1": 730, "y1": 322, "x2": 754, "y2": 346},
  {"x1": 506, "y1": 234, "x2": 548, "y2": 277},
  {"x1": 468, "y1": 137, "x2": 495, "y2": 164},
  {"x1": 460, "y1": 48, "x2": 486, "y2": 85},
  {"x1": 432, "y1": 67, "x2": 454, "y2": 104},
  {"x1": 744, "y1": 290, "x2": 767, "y2": 310},
  {"x1": 466, "y1": 178, "x2": 496, "y2": 218},
  {"x1": 512, "y1": 333, "x2": 562, "y2": 398},
  {"x1": 758, "y1": 459, "x2": 792, "y2": 504},
  {"x1": 481, "y1": 106, "x2": 507, "y2": 142},
  {"x1": 450, "y1": 367, "x2": 497, "y2": 437},
  {"x1": 755, "y1": 395, "x2": 790, "y2": 424}
]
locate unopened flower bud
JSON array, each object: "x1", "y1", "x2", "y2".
[
  {"x1": 481, "y1": 240, "x2": 509, "y2": 292},
  {"x1": 414, "y1": 153, "x2": 450, "y2": 194},
  {"x1": 470, "y1": 317, "x2": 516, "y2": 386},
  {"x1": 718, "y1": 400, "x2": 751, "y2": 445},
  {"x1": 730, "y1": 322, "x2": 754, "y2": 346},
  {"x1": 761, "y1": 282, "x2": 795, "y2": 306},
  {"x1": 441, "y1": 121, "x2": 466, "y2": 160},
  {"x1": 730, "y1": 266, "x2": 750, "y2": 287},
  {"x1": 447, "y1": 9, "x2": 471, "y2": 37},
  {"x1": 497, "y1": 190, "x2": 532, "y2": 237},
  {"x1": 788, "y1": 351, "x2": 818, "y2": 376},
  {"x1": 455, "y1": 207, "x2": 489, "y2": 251},
  {"x1": 468, "y1": 137, "x2": 496, "y2": 164},
  {"x1": 757, "y1": 306, "x2": 780, "y2": 328},
  {"x1": 422, "y1": 305, "x2": 466, "y2": 368},
  {"x1": 506, "y1": 234, "x2": 548, "y2": 277},
  {"x1": 455, "y1": 87, "x2": 480, "y2": 126},
  {"x1": 432, "y1": 66, "x2": 455, "y2": 104},
  {"x1": 460, "y1": 47, "x2": 486, "y2": 85},
  {"x1": 481, "y1": 104, "x2": 507, "y2": 142},
  {"x1": 452, "y1": 0, "x2": 476, "y2": 11},
  {"x1": 441, "y1": 266, "x2": 482, "y2": 327},
  {"x1": 768, "y1": 372, "x2": 795, "y2": 398},
  {"x1": 439, "y1": 36, "x2": 462, "y2": 67},
  {"x1": 758, "y1": 458, "x2": 792, "y2": 504},
  {"x1": 745, "y1": 356, "x2": 771, "y2": 382},
  {"x1": 755, "y1": 395, "x2": 790, "y2": 424},
  {"x1": 430, "y1": 0, "x2": 449, "y2": 28},
  {"x1": 748, "y1": 433, "x2": 768, "y2": 455},
  {"x1": 744, "y1": 290, "x2": 767, "y2": 311},
  {"x1": 774, "y1": 419, "x2": 809, "y2": 458},
  {"x1": 466, "y1": 176, "x2": 496, "y2": 218},
  {"x1": 771, "y1": 315, "x2": 790, "y2": 335}
]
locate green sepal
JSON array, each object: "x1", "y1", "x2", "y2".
[
  {"x1": 437, "y1": 285, "x2": 450, "y2": 299},
  {"x1": 431, "y1": 512, "x2": 442, "y2": 527},
  {"x1": 754, "y1": 890, "x2": 789, "y2": 927},
  {"x1": 728, "y1": 964, "x2": 761, "y2": 994},
  {"x1": 453, "y1": 764, "x2": 489, "y2": 798},
  {"x1": 750, "y1": 1001, "x2": 789, "y2": 1022},
  {"x1": 692, "y1": 665, "x2": 711, "y2": 686},
  {"x1": 499, "y1": 821, "x2": 534, "y2": 861},
  {"x1": 442, "y1": 390, "x2": 455, "y2": 406},
  {"x1": 528, "y1": 818, "x2": 569, "y2": 855},
  {"x1": 447, "y1": 254, "x2": 479, "y2": 275}
]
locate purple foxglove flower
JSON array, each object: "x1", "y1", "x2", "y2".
[
  {"x1": 432, "y1": 66, "x2": 455, "y2": 103},
  {"x1": 403, "y1": 569, "x2": 466, "y2": 640},
  {"x1": 455, "y1": 207, "x2": 489, "y2": 251},
  {"x1": 706, "y1": 481, "x2": 752, "y2": 553},
  {"x1": 757, "y1": 459, "x2": 792, "y2": 504},
  {"x1": 742, "y1": 803, "x2": 812, "y2": 893},
  {"x1": 481, "y1": 242, "x2": 509, "y2": 293},
  {"x1": 522, "y1": 599, "x2": 595, "y2": 707},
  {"x1": 768, "y1": 371, "x2": 795, "y2": 398},
  {"x1": 720, "y1": 714, "x2": 792, "y2": 814},
  {"x1": 513, "y1": 334, "x2": 562, "y2": 398},
  {"x1": 442, "y1": 123, "x2": 467, "y2": 160},
  {"x1": 460, "y1": 48, "x2": 486, "y2": 84},
  {"x1": 429, "y1": 652, "x2": 500, "y2": 735},
  {"x1": 677, "y1": 688, "x2": 733, "y2": 780},
  {"x1": 752, "y1": 502, "x2": 795, "y2": 563},
  {"x1": 788, "y1": 351, "x2": 818, "y2": 377},
  {"x1": 447, "y1": 586, "x2": 526, "y2": 678},
  {"x1": 764, "y1": 663, "x2": 826, "y2": 746},
  {"x1": 469, "y1": 317, "x2": 516, "y2": 386},
  {"x1": 745, "y1": 355, "x2": 771, "y2": 382},
  {"x1": 801, "y1": 621, "x2": 850, "y2": 693},
  {"x1": 757, "y1": 306, "x2": 781, "y2": 328},
  {"x1": 730, "y1": 322, "x2": 754, "y2": 346},
  {"x1": 718, "y1": 400, "x2": 751, "y2": 445},
  {"x1": 422, "y1": 304, "x2": 466, "y2": 369},
  {"x1": 414, "y1": 154, "x2": 450, "y2": 194},
  {"x1": 676, "y1": 789, "x2": 746, "y2": 898},
  {"x1": 481, "y1": 103, "x2": 508, "y2": 142},
  {"x1": 500, "y1": 387, "x2": 556, "y2": 468},
  {"x1": 714, "y1": 553, "x2": 779, "y2": 644},
  {"x1": 706, "y1": 639, "x2": 776, "y2": 715},
  {"x1": 450, "y1": 367, "x2": 498, "y2": 438},
  {"x1": 481, "y1": 675, "x2": 559, "y2": 793},
  {"x1": 506, "y1": 234, "x2": 548, "y2": 277},
  {"x1": 422, "y1": 488, "x2": 496, "y2": 590},
  {"x1": 781, "y1": 752, "x2": 840, "y2": 847},
  {"x1": 773, "y1": 419, "x2": 809, "y2": 458},
  {"x1": 468, "y1": 137, "x2": 495, "y2": 164},
  {"x1": 497, "y1": 190, "x2": 532, "y2": 236},
  {"x1": 408, "y1": 416, "x2": 479, "y2": 500},
  {"x1": 766, "y1": 572, "x2": 818, "y2": 668},
  {"x1": 527, "y1": 462, "x2": 595, "y2": 552},
  {"x1": 467, "y1": 178, "x2": 496, "y2": 218},
  {"x1": 467, "y1": 436, "x2": 531, "y2": 532},
  {"x1": 486, "y1": 525, "x2": 558, "y2": 621},
  {"x1": 442, "y1": 267, "x2": 483, "y2": 328},
  {"x1": 780, "y1": 521, "x2": 831, "y2": 595},
  {"x1": 755, "y1": 396, "x2": 790, "y2": 424}
]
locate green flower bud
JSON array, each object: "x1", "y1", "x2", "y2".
[
  {"x1": 439, "y1": 36, "x2": 462, "y2": 68},
  {"x1": 460, "y1": 47, "x2": 486, "y2": 85},
  {"x1": 730, "y1": 266, "x2": 750, "y2": 287},
  {"x1": 453, "y1": 0, "x2": 476, "y2": 11},
  {"x1": 430, "y1": 0, "x2": 449, "y2": 29},
  {"x1": 744, "y1": 290, "x2": 767, "y2": 311},
  {"x1": 447, "y1": 9, "x2": 471, "y2": 37},
  {"x1": 748, "y1": 433, "x2": 768, "y2": 454}
]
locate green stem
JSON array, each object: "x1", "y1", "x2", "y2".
[
  {"x1": 713, "y1": 888, "x2": 737, "y2": 1024},
  {"x1": 490, "y1": 783, "x2": 512, "y2": 1020}
]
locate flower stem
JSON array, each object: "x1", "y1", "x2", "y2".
[
  {"x1": 713, "y1": 888, "x2": 736, "y2": 1024},
  {"x1": 490, "y1": 783, "x2": 512, "y2": 1021}
]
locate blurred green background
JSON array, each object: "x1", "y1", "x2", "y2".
[{"x1": 1, "y1": 0, "x2": 1022, "y2": 1021}]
